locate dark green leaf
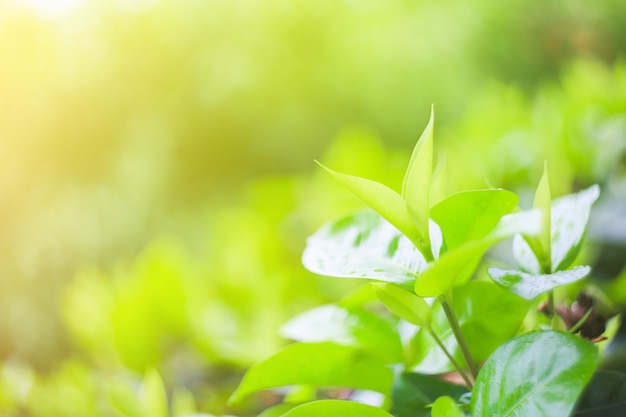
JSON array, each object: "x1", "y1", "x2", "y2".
[
  {"x1": 472, "y1": 331, "x2": 598, "y2": 417},
  {"x1": 573, "y1": 371, "x2": 626, "y2": 416},
  {"x1": 411, "y1": 282, "x2": 529, "y2": 374},
  {"x1": 280, "y1": 400, "x2": 394, "y2": 417},
  {"x1": 229, "y1": 342, "x2": 393, "y2": 404},
  {"x1": 487, "y1": 265, "x2": 591, "y2": 299},
  {"x1": 373, "y1": 283, "x2": 432, "y2": 328},
  {"x1": 302, "y1": 211, "x2": 427, "y2": 285},
  {"x1": 280, "y1": 304, "x2": 403, "y2": 364},
  {"x1": 429, "y1": 189, "x2": 518, "y2": 251},
  {"x1": 391, "y1": 373, "x2": 468, "y2": 417}
]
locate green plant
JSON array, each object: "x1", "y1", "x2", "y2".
[{"x1": 230, "y1": 109, "x2": 621, "y2": 416}]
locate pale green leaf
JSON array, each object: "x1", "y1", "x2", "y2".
[
  {"x1": 140, "y1": 370, "x2": 168, "y2": 417},
  {"x1": 532, "y1": 161, "x2": 552, "y2": 272},
  {"x1": 472, "y1": 331, "x2": 598, "y2": 417},
  {"x1": 488, "y1": 266, "x2": 591, "y2": 300},
  {"x1": 402, "y1": 107, "x2": 434, "y2": 252},
  {"x1": 550, "y1": 184, "x2": 600, "y2": 271},
  {"x1": 280, "y1": 400, "x2": 394, "y2": 417},
  {"x1": 229, "y1": 342, "x2": 394, "y2": 404},
  {"x1": 302, "y1": 211, "x2": 427, "y2": 285},
  {"x1": 280, "y1": 304, "x2": 403, "y2": 363},
  {"x1": 373, "y1": 283, "x2": 432, "y2": 328}
]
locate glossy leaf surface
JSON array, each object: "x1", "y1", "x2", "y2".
[
  {"x1": 411, "y1": 282, "x2": 529, "y2": 374},
  {"x1": 429, "y1": 189, "x2": 518, "y2": 251},
  {"x1": 302, "y1": 211, "x2": 427, "y2": 284},
  {"x1": 280, "y1": 400, "x2": 394, "y2": 417},
  {"x1": 514, "y1": 185, "x2": 600, "y2": 273},
  {"x1": 431, "y1": 396, "x2": 464, "y2": 417},
  {"x1": 573, "y1": 371, "x2": 626, "y2": 416},
  {"x1": 373, "y1": 283, "x2": 432, "y2": 328},
  {"x1": 317, "y1": 162, "x2": 421, "y2": 248},
  {"x1": 391, "y1": 373, "x2": 468, "y2": 417},
  {"x1": 402, "y1": 106, "x2": 434, "y2": 248},
  {"x1": 488, "y1": 265, "x2": 591, "y2": 299},
  {"x1": 472, "y1": 331, "x2": 598, "y2": 417},
  {"x1": 550, "y1": 184, "x2": 600, "y2": 271},
  {"x1": 280, "y1": 304, "x2": 403, "y2": 363},
  {"x1": 229, "y1": 342, "x2": 393, "y2": 404}
]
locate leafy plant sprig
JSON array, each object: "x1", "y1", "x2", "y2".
[{"x1": 229, "y1": 109, "x2": 612, "y2": 416}]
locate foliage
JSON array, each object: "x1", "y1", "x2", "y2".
[{"x1": 232, "y1": 110, "x2": 614, "y2": 416}]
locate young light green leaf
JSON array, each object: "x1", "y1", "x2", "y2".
[
  {"x1": 550, "y1": 184, "x2": 600, "y2": 271},
  {"x1": 280, "y1": 400, "x2": 394, "y2": 417},
  {"x1": 140, "y1": 370, "x2": 168, "y2": 417},
  {"x1": 410, "y1": 282, "x2": 529, "y2": 374},
  {"x1": 429, "y1": 189, "x2": 518, "y2": 251},
  {"x1": 414, "y1": 239, "x2": 493, "y2": 297},
  {"x1": 531, "y1": 161, "x2": 552, "y2": 273},
  {"x1": 415, "y1": 210, "x2": 542, "y2": 297},
  {"x1": 472, "y1": 331, "x2": 598, "y2": 417},
  {"x1": 373, "y1": 283, "x2": 432, "y2": 328},
  {"x1": 431, "y1": 396, "x2": 464, "y2": 417},
  {"x1": 280, "y1": 304, "x2": 403, "y2": 364},
  {"x1": 171, "y1": 388, "x2": 196, "y2": 416},
  {"x1": 229, "y1": 342, "x2": 394, "y2": 405},
  {"x1": 487, "y1": 266, "x2": 591, "y2": 300},
  {"x1": 316, "y1": 162, "x2": 425, "y2": 252},
  {"x1": 402, "y1": 107, "x2": 434, "y2": 252},
  {"x1": 391, "y1": 373, "x2": 468, "y2": 417},
  {"x1": 302, "y1": 211, "x2": 427, "y2": 285},
  {"x1": 107, "y1": 379, "x2": 145, "y2": 417}
]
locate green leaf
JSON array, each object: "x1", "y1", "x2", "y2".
[
  {"x1": 107, "y1": 379, "x2": 144, "y2": 417},
  {"x1": 258, "y1": 403, "x2": 300, "y2": 417},
  {"x1": 550, "y1": 184, "x2": 600, "y2": 271},
  {"x1": 373, "y1": 283, "x2": 432, "y2": 328},
  {"x1": 391, "y1": 373, "x2": 468, "y2": 417},
  {"x1": 573, "y1": 371, "x2": 626, "y2": 416},
  {"x1": 472, "y1": 330, "x2": 599, "y2": 417},
  {"x1": 431, "y1": 396, "x2": 464, "y2": 417},
  {"x1": 402, "y1": 106, "x2": 434, "y2": 251},
  {"x1": 302, "y1": 211, "x2": 428, "y2": 285},
  {"x1": 280, "y1": 304, "x2": 403, "y2": 364},
  {"x1": 487, "y1": 266, "x2": 591, "y2": 299},
  {"x1": 316, "y1": 162, "x2": 423, "y2": 251},
  {"x1": 410, "y1": 282, "x2": 529, "y2": 374},
  {"x1": 229, "y1": 342, "x2": 394, "y2": 404},
  {"x1": 280, "y1": 400, "x2": 394, "y2": 417},
  {"x1": 429, "y1": 189, "x2": 518, "y2": 251},
  {"x1": 530, "y1": 161, "x2": 552, "y2": 272},
  {"x1": 140, "y1": 370, "x2": 168, "y2": 417},
  {"x1": 513, "y1": 185, "x2": 600, "y2": 274},
  {"x1": 415, "y1": 210, "x2": 542, "y2": 297}
]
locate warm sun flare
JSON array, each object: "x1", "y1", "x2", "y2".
[{"x1": 21, "y1": 0, "x2": 85, "y2": 18}]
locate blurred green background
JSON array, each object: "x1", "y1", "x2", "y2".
[{"x1": 2, "y1": 0, "x2": 626, "y2": 415}]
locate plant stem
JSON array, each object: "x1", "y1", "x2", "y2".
[
  {"x1": 440, "y1": 294, "x2": 479, "y2": 380},
  {"x1": 568, "y1": 307, "x2": 594, "y2": 334},
  {"x1": 427, "y1": 328, "x2": 473, "y2": 388}
]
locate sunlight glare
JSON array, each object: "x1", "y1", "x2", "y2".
[{"x1": 21, "y1": 0, "x2": 85, "y2": 18}]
